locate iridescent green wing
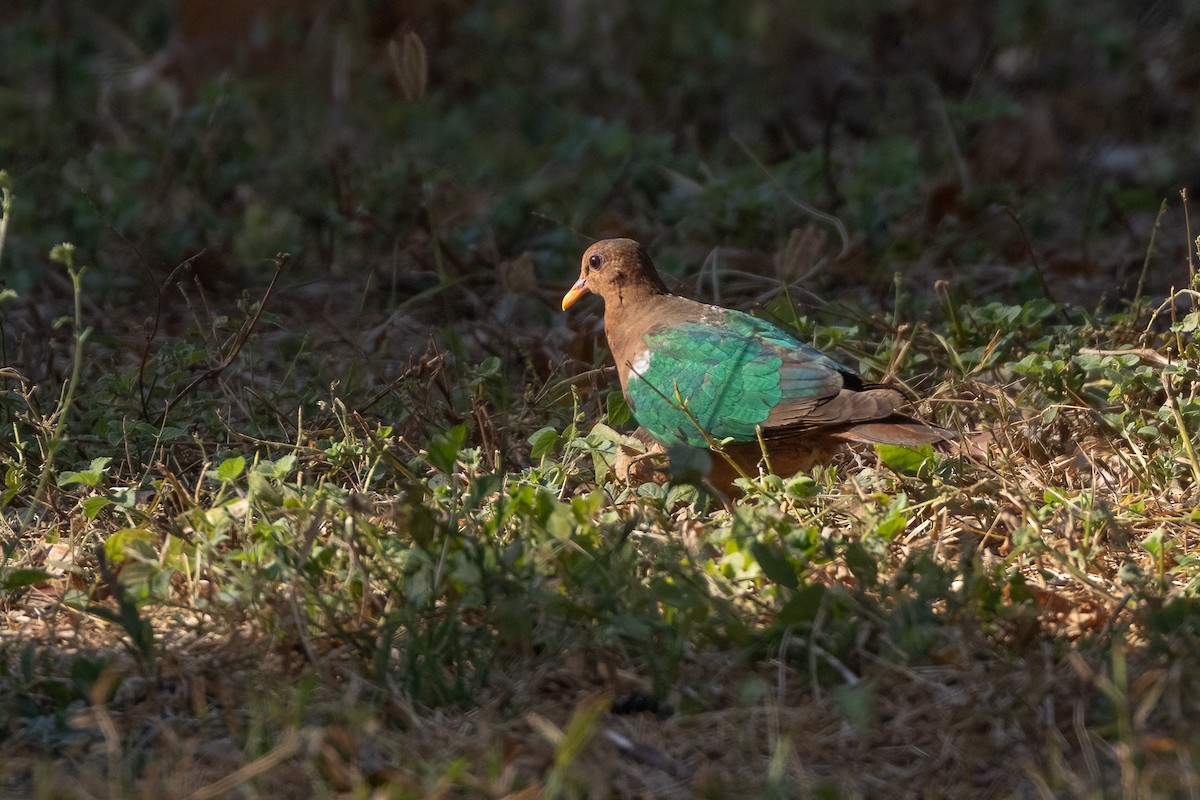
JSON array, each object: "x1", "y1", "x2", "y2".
[{"x1": 625, "y1": 310, "x2": 848, "y2": 447}]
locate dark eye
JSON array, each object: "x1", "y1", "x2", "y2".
[{"x1": 588, "y1": 253, "x2": 603, "y2": 271}]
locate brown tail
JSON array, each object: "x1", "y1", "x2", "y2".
[{"x1": 830, "y1": 414, "x2": 958, "y2": 446}]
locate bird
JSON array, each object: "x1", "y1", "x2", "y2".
[{"x1": 561, "y1": 238, "x2": 954, "y2": 489}]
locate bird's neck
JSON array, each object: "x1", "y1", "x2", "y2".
[
  {"x1": 610, "y1": 278, "x2": 667, "y2": 310},
  {"x1": 603, "y1": 289, "x2": 676, "y2": 376}
]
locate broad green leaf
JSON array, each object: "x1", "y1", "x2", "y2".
[
  {"x1": 874, "y1": 508, "x2": 908, "y2": 541},
  {"x1": 475, "y1": 355, "x2": 501, "y2": 378},
  {"x1": 57, "y1": 456, "x2": 112, "y2": 488},
  {"x1": 876, "y1": 444, "x2": 934, "y2": 476},
  {"x1": 256, "y1": 454, "x2": 297, "y2": 479},
  {"x1": 427, "y1": 424, "x2": 468, "y2": 472},
  {"x1": 528, "y1": 426, "x2": 560, "y2": 461},
  {"x1": 82, "y1": 495, "x2": 112, "y2": 519},
  {"x1": 1140, "y1": 526, "x2": 1167, "y2": 558},
  {"x1": 750, "y1": 540, "x2": 799, "y2": 590},
  {"x1": 605, "y1": 391, "x2": 632, "y2": 427},
  {"x1": 247, "y1": 472, "x2": 283, "y2": 506},
  {"x1": 216, "y1": 456, "x2": 246, "y2": 482}
]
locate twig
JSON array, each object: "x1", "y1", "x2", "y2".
[
  {"x1": 185, "y1": 729, "x2": 304, "y2": 800},
  {"x1": 158, "y1": 253, "x2": 289, "y2": 425},
  {"x1": 695, "y1": 245, "x2": 724, "y2": 304},
  {"x1": 138, "y1": 251, "x2": 205, "y2": 417},
  {"x1": 734, "y1": 135, "x2": 851, "y2": 262},
  {"x1": 360, "y1": 354, "x2": 445, "y2": 412},
  {"x1": 1183, "y1": 188, "x2": 1197, "y2": 304},
  {"x1": 1142, "y1": 288, "x2": 1200, "y2": 342},
  {"x1": 1134, "y1": 198, "x2": 1168, "y2": 304},
  {"x1": 1002, "y1": 206, "x2": 1059, "y2": 305},
  {"x1": 927, "y1": 77, "x2": 971, "y2": 196},
  {"x1": 1097, "y1": 592, "x2": 1134, "y2": 645},
  {"x1": 1077, "y1": 347, "x2": 1170, "y2": 367},
  {"x1": 602, "y1": 726, "x2": 695, "y2": 781}
]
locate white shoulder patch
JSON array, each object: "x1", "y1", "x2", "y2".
[{"x1": 629, "y1": 350, "x2": 652, "y2": 377}]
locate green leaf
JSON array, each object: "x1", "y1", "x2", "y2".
[
  {"x1": 1, "y1": 568, "x2": 53, "y2": 591},
  {"x1": 545, "y1": 503, "x2": 574, "y2": 539},
  {"x1": 104, "y1": 528, "x2": 158, "y2": 564},
  {"x1": 247, "y1": 472, "x2": 283, "y2": 506},
  {"x1": 476, "y1": 355, "x2": 501, "y2": 378},
  {"x1": 1176, "y1": 312, "x2": 1200, "y2": 333},
  {"x1": 57, "y1": 471, "x2": 92, "y2": 488},
  {"x1": 785, "y1": 474, "x2": 819, "y2": 499},
  {"x1": 216, "y1": 456, "x2": 246, "y2": 482},
  {"x1": 665, "y1": 443, "x2": 711, "y2": 482},
  {"x1": 1140, "y1": 526, "x2": 1167, "y2": 559},
  {"x1": 428, "y1": 424, "x2": 468, "y2": 472},
  {"x1": 776, "y1": 583, "x2": 825, "y2": 626},
  {"x1": 750, "y1": 541, "x2": 799, "y2": 590},
  {"x1": 844, "y1": 541, "x2": 878, "y2": 588},
  {"x1": 256, "y1": 454, "x2": 297, "y2": 479},
  {"x1": 835, "y1": 683, "x2": 874, "y2": 730},
  {"x1": 1136, "y1": 425, "x2": 1159, "y2": 441},
  {"x1": 874, "y1": 508, "x2": 908, "y2": 541},
  {"x1": 876, "y1": 444, "x2": 933, "y2": 476},
  {"x1": 57, "y1": 456, "x2": 112, "y2": 488},
  {"x1": 82, "y1": 495, "x2": 112, "y2": 519},
  {"x1": 465, "y1": 472, "x2": 503, "y2": 510},
  {"x1": 605, "y1": 391, "x2": 632, "y2": 427},
  {"x1": 528, "y1": 426, "x2": 560, "y2": 461}
]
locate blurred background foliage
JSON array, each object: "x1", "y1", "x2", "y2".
[{"x1": 2, "y1": 0, "x2": 1197, "y2": 306}]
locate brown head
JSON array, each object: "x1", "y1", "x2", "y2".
[{"x1": 561, "y1": 238, "x2": 670, "y2": 311}]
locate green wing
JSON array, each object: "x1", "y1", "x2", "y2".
[{"x1": 625, "y1": 310, "x2": 851, "y2": 447}]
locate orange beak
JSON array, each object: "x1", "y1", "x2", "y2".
[{"x1": 561, "y1": 276, "x2": 589, "y2": 310}]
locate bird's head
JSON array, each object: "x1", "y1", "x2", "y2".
[{"x1": 561, "y1": 238, "x2": 668, "y2": 310}]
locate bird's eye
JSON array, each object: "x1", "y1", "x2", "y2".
[{"x1": 588, "y1": 253, "x2": 603, "y2": 271}]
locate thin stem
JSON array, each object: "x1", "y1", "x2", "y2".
[
  {"x1": 23, "y1": 249, "x2": 92, "y2": 527},
  {"x1": 1183, "y1": 188, "x2": 1197, "y2": 303},
  {"x1": 1163, "y1": 370, "x2": 1200, "y2": 489},
  {"x1": 0, "y1": 171, "x2": 12, "y2": 270},
  {"x1": 1134, "y1": 198, "x2": 1167, "y2": 306}
]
